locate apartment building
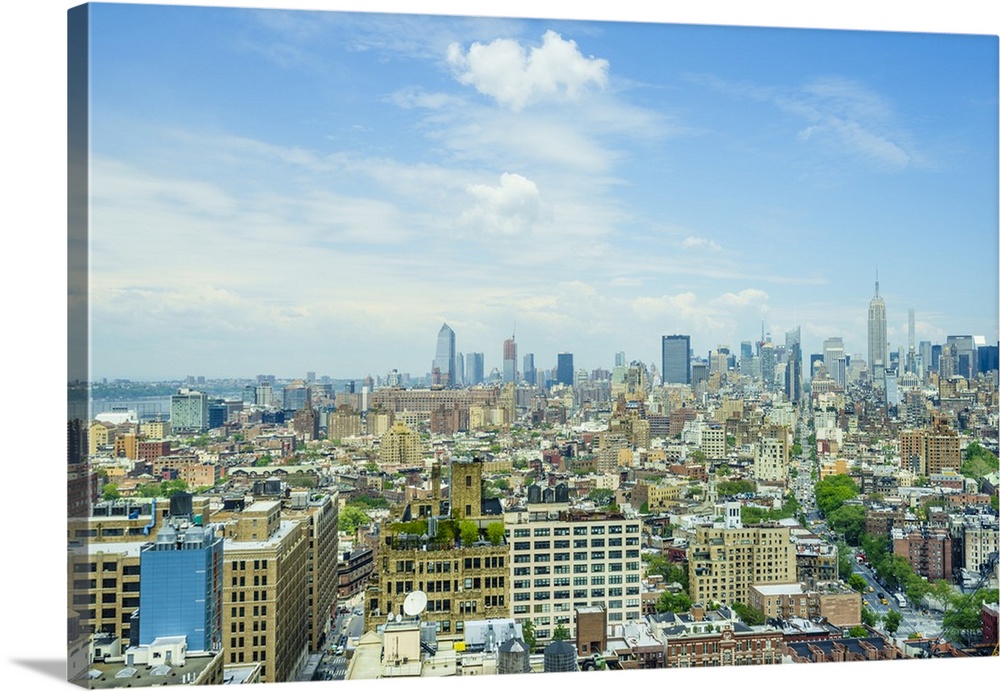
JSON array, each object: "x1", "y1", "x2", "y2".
[
  {"x1": 688, "y1": 507, "x2": 797, "y2": 607},
  {"x1": 218, "y1": 500, "x2": 310, "y2": 684},
  {"x1": 505, "y1": 504, "x2": 643, "y2": 646}
]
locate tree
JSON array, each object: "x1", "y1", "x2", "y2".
[
  {"x1": 848, "y1": 625, "x2": 869, "y2": 638},
  {"x1": 962, "y1": 442, "x2": 999, "y2": 481},
  {"x1": 101, "y1": 483, "x2": 120, "y2": 501},
  {"x1": 883, "y1": 609, "x2": 903, "y2": 635},
  {"x1": 459, "y1": 520, "x2": 480, "y2": 545},
  {"x1": 640, "y1": 501, "x2": 650, "y2": 514},
  {"x1": 486, "y1": 522, "x2": 505, "y2": 546},
  {"x1": 730, "y1": 601, "x2": 765, "y2": 626},
  {"x1": 339, "y1": 505, "x2": 369, "y2": 535},
  {"x1": 587, "y1": 488, "x2": 615, "y2": 507},
  {"x1": 848, "y1": 574, "x2": 868, "y2": 592},
  {"x1": 718, "y1": 479, "x2": 755, "y2": 496},
  {"x1": 837, "y1": 541, "x2": 855, "y2": 581},
  {"x1": 521, "y1": 619, "x2": 536, "y2": 651},
  {"x1": 860, "y1": 607, "x2": 877, "y2": 627},
  {"x1": 942, "y1": 588, "x2": 999, "y2": 646},
  {"x1": 814, "y1": 475, "x2": 860, "y2": 516},
  {"x1": 827, "y1": 504, "x2": 866, "y2": 545},
  {"x1": 655, "y1": 590, "x2": 692, "y2": 613},
  {"x1": 552, "y1": 624, "x2": 570, "y2": 641},
  {"x1": 688, "y1": 450, "x2": 707, "y2": 465}
]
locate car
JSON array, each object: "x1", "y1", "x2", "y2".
[{"x1": 868, "y1": 586, "x2": 874, "y2": 593}]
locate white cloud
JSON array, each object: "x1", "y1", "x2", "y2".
[
  {"x1": 712, "y1": 288, "x2": 770, "y2": 310},
  {"x1": 459, "y1": 172, "x2": 542, "y2": 236},
  {"x1": 447, "y1": 30, "x2": 609, "y2": 111},
  {"x1": 680, "y1": 235, "x2": 722, "y2": 252}
]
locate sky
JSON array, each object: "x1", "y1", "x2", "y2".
[{"x1": 83, "y1": 2, "x2": 999, "y2": 381}]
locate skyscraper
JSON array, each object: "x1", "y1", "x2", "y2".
[
  {"x1": 868, "y1": 275, "x2": 888, "y2": 384},
  {"x1": 503, "y1": 335, "x2": 517, "y2": 384},
  {"x1": 433, "y1": 322, "x2": 456, "y2": 387},
  {"x1": 466, "y1": 352, "x2": 485, "y2": 386},
  {"x1": 662, "y1": 335, "x2": 691, "y2": 385},
  {"x1": 823, "y1": 337, "x2": 846, "y2": 388},
  {"x1": 556, "y1": 353, "x2": 574, "y2": 386},
  {"x1": 522, "y1": 353, "x2": 536, "y2": 387},
  {"x1": 784, "y1": 326, "x2": 802, "y2": 403}
]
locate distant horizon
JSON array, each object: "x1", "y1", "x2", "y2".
[{"x1": 85, "y1": 5, "x2": 999, "y2": 383}]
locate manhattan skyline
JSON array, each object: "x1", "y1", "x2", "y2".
[{"x1": 84, "y1": 4, "x2": 998, "y2": 381}]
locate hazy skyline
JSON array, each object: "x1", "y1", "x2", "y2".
[{"x1": 86, "y1": 4, "x2": 999, "y2": 380}]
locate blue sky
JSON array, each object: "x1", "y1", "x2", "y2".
[{"x1": 85, "y1": 2, "x2": 999, "y2": 381}]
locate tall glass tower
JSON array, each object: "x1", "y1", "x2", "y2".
[
  {"x1": 433, "y1": 323, "x2": 456, "y2": 387},
  {"x1": 661, "y1": 335, "x2": 691, "y2": 384}
]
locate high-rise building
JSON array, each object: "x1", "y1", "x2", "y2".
[
  {"x1": 946, "y1": 335, "x2": 977, "y2": 380},
  {"x1": 823, "y1": 337, "x2": 846, "y2": 388},
  {"x1": 456, "y1": 352, "x2": 465, "y2": 387},
  {"x1": 433, "y1": 323, "x2": 457, "y2": 387},
  {"x1": 688, "y1": 520, "x2": 796, "y2": 606},
  {"x1": 661, "y1": 335, "x2": 691, "y2": 385},
  {"x1": 784, "y1": 327, "x2": 802, "y2": 403},
  {"x1": 170, "y1": 388, "x2": 209, "y2": 433},
  {"x1": 507, "y1": 508, "x2": 643, "y2": 644},
  {"x1": 139, "y1": 511, "x2": 224, "y2": 652},
  {"x1": 556, "y1": 353, "x2": 574, "y2": 387},
  {"x1": 466, "y1": 352, "x2": 485, "y2": 386},
  {"x1": 868, "y1": 275, "x2": 888, "y2": 383},
  {"x1": 221, "y1": 500, "x2": 310, "y2": 683},
  {"x1": 503, "y1": 336, "x2": 517, "y2": 384},
  {"x1": 522, "y1": 353, "x2": 536, "y2": 387}
]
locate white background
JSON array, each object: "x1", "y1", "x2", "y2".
[{"x1": 1, "y1": 1, "x2": 996, "y2": 690}]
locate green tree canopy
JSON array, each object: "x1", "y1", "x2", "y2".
[
  {"x1": 339, "y1": 505, "x2": 369, "y2": 535},
  {"x1": 717, "y1": 479, "x2": 755, "y2": 496},
  {"x1": 101, "y1": 483, "x2": 120, "y2": 501},
  {"x1": 587, "y1": 488, "x2": 616, "y2": 506},
  {"x1": 883, "y1": 609, "x2": 903, "y2": 635},
  {"x1": 827, "y1": 504, "x2": 866, "y2": 545},
  {"x1": 848, "y1": 625, "x2": 869, "y2": 638},
  {"x1": 459, "y1": 520, "x2": 480, "y2": 545},
  {"x1": 814, "y1": 474, "x2": 860, "y2": 516},
  {"x1": 837, "y1": 541, "x2": 855, "y2": 581},
  {"x1": 655, "y1": 590, "x2": 693, "y2": 613},
  {"x1": 942, "y1": 588, "x2": 999, "y2": 646},
  {"x1": 848, "y1": 574, "x2": 868, "y2": 592},
  {"x1": 730, "y1": 601, "x2": 765, "y2": 626},
  {"x1": 521, "y1": 619, "x2": 536, "y2": 651},
  {"x1": 486, "y1": 521, "x2": 505, "y2": 546},
  {"x1": 552, "y1": 623, "x2": 570, "y2": 641},
  {"x1": 643, "y1": 554, "x2": 689, "y2": 591},
  {"x1": 962, "y1": 442, "x2": 999, "y2": 481}
]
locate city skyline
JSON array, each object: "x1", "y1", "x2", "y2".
[{"x1": 83, "y1": 5, "x2": 998, "y2": 382}]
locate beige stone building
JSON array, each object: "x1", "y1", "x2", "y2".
[
  {"x1": 379, "y1": 421, "x2": 423, "y2": 467},
  {"x1": 218, "y1": 500, "x2": 310, "y2": 684},
  {"x1": 688, "y1": 521, "x2": 797, "y2": 607}
]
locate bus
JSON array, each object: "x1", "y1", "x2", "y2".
[{"x1": 894, "y1": 593, "x2": 908, "y2": 609}]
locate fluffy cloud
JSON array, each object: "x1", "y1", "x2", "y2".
[
  {"x1": 447, "y1": 30, "x2": 609, "y2": 111},
  {"x1": 459, "y1": 172, "x2": 542, "y2": 236}
]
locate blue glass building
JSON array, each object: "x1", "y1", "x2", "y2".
[{"x1": 139, "y1": 521, "x2": 223, "y2": 652}]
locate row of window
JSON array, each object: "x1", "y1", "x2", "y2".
[{"x1": 511, "y1": 524, "x2": 640, "y2": 539}]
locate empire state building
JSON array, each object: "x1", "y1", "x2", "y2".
[{"x1": 868, "y1": 276, "x2": 888, "y2": 385}]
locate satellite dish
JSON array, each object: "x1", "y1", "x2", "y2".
[
  {"x1": 403, "y1": 590, "x2": 428, "y2": 617},
  {"x1": 388, "y1": 612, "x2": 397, "y2": 622}
]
